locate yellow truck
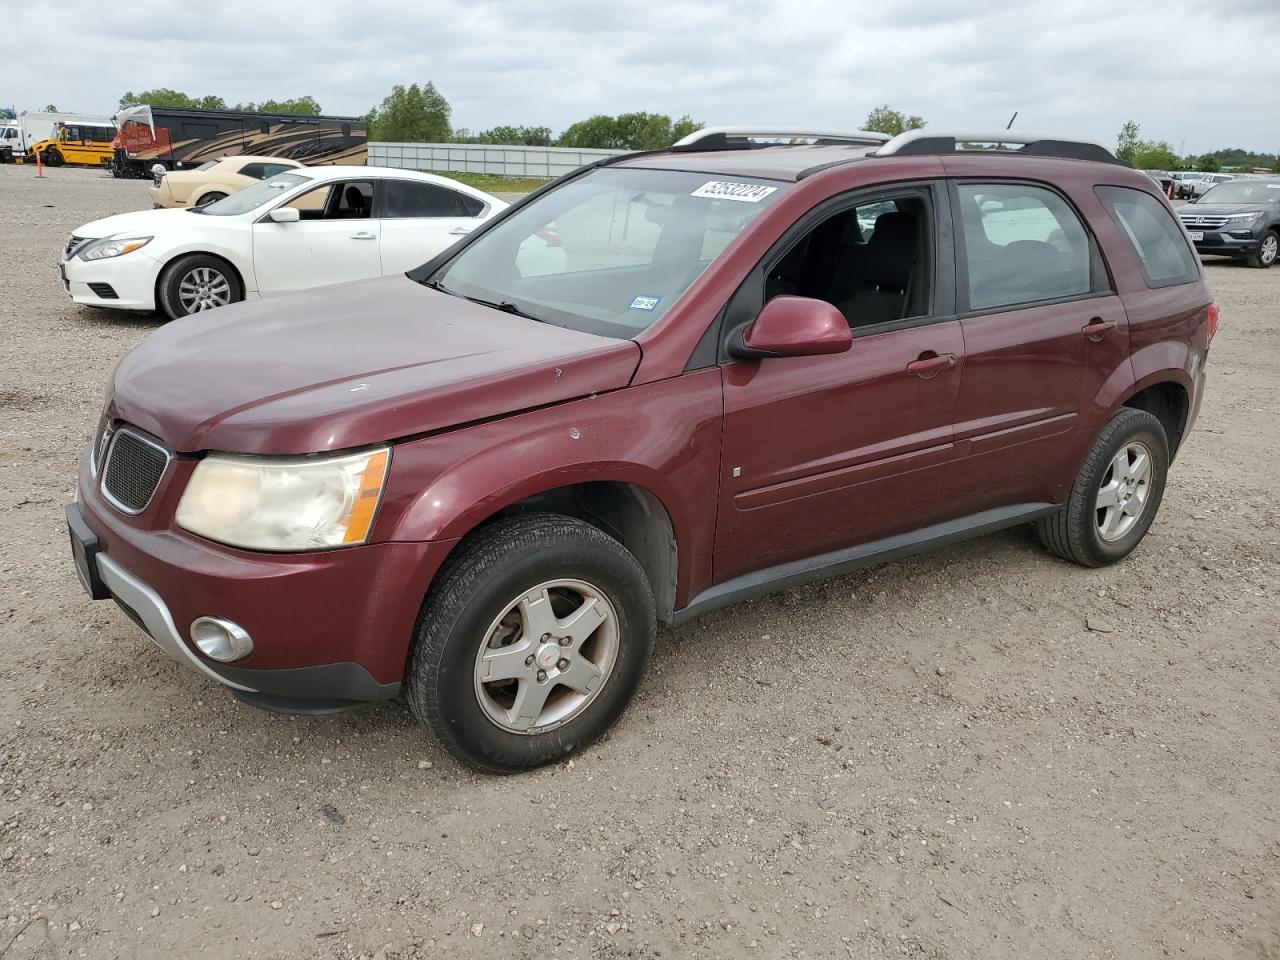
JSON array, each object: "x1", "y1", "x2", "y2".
[{"x1": 30, "y1": 121, "x2": 116, "y2": 167}]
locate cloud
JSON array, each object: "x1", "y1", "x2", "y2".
[{"x1": 8, "y1": 0, "x2": 1279, "y2": 154}]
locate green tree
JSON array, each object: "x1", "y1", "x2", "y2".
[
  {"x1": 118, "y1": 89, "x2": 227, "y2": 110},
  {"x1": 1116, "y1": 120, "x2": 1141, "y2": 163},
  {"x1": 1195, "y1": 154, "x2": 1221, "y2": 173},
  {"x1": 863, "y1": 105, "x2": 925, "y2": 137},
  {"x1": 365, "y1": 82, "x2": 451, "y2": 142},
  {"x1": 232, "y1": 96, "x2": 323, "y2": 115},
  {"x1": 1131, "y1": 142, "x2": 1179, "y2": 170},
  {"x1": 472, "y1": 125, "x2": 553, "y2": 146},
  {"x1": 557, "y1": 112, "x2": 702, "y2": 150}
]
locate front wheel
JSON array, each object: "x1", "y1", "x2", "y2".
[
  {"x1": 1036, "y1": 408, "x2": 1169, "y2": 567},
  {"x1": 157, "y1": 254, "x2": 243, "y2": 319},
  {"x1": 1246, "y1": 229, "x2": 1278, "y2": 269},
  {"x1": 406, "y1": 514, "x2": 656, "y2": 773},
  {"x1": 42, "y1": 148, "x2": 63, "y2": 167}
]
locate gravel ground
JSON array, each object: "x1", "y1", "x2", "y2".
[{"x1": 1, "y1": 165, "x2": 1278, "y2": 960}]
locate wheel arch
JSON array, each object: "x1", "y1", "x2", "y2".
[
  {"x1": 153, "y1": 249, "x2": 248, "y2": 310},
  {"x1": 430, "y1": 480, "x2": 679, "y2": 624},
  {"x1": 1120, "y1": 378, "x2": 1190, "y2": 457}
]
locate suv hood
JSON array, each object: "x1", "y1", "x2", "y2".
[{"x1": 109, "y1": 275, "x2": 642, "y2": 455}]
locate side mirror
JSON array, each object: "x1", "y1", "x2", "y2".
[
  {"x1": 268, "y1": 207, "x2": 300, "y2": 223},
  {"x1": 730, "y1": 296, "x2": 852, "y2": 360}
]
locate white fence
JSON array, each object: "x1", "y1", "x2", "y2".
[{"x1": 369, "y1": 142, "x2": 628, "y2": 179}]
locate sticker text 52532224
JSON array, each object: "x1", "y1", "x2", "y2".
[{"x1": 690, "y1": 181, "x2": 779, "y2": 203}]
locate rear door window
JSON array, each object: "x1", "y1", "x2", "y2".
[
  {"x1": 382, "y1": 180, "x2": 483, "y2": 218},
  {"x1": 955, "y1": 182, "x2": 1099, "y2": 310},
  {"x1": 1095, "y1": 186, "x2": 1199, "y2": 287}
]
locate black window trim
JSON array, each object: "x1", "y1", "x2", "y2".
[
  {"x1": 704, "y1": 179, "x2": 957, "y2": 367},
  {"x1": 1094, "y1": 183, "x2": 1202, "y2": 289},
  {"x1": 947, "y1": 177, "x2": 1116, "y2": 319}
]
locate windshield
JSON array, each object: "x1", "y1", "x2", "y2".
[
  {"x1": 428, "y1": 167, "x2": 787, "y2": 338},
  {"x1": 1197, "y1": 180, "x2": 1280, "y2": 205},
  {"x1": 195, "y1": 172, "x2": 310, "y2": 216}
]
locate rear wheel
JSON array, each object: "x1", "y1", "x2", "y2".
[
  {"x1": 1036, "y1": 408, "x2": 1169, "y2": 567},
  {"x1": 1246, "y1": 229, "x2": 1278, "y2": 269},
  {"x1": 406, "y1": 514, "x2": 655, "y2": 773},
  {"x1": 195, "y1": 191, "x2": 227, "y2": 207},
  {"x1": 157, "y1": 254, "x2": 242, "y2": 319}
]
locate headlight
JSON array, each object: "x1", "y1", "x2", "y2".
[
  {"x1": 1225, "y1": 212, "x2": 1263, "y2": 223},
  {"x1": 176, "y1": 447, "x2": 390, "y2": 551},
  {"x1": 79, "y1": 236, "x2": 153, "y2": 261}
]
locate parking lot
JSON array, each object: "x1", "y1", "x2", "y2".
[{"x1": 1, "y1": 164, "x2": 1278, "y2": 959}]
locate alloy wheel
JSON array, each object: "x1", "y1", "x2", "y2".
[
  {"x1": 472, "y1": 579, "x2": 620, "y2": 734},
  {"x1": 1261, "y1": 233, "x2": 1278, "y2": 267},
  {"x1": 1095, "y1": 441, "x2": 1154, "y2": 542},
  {"x1": 177, "y1": 266, "x2": 232, "y2": 313}
]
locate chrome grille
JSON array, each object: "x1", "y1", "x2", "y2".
[
  {"x1": 101, "y1": 429, "x2": 169, "y2": 514},
  {"x1": 1179, "y1": 215, "x2": 1230, "y2": 229},
  {"x1": 64, "y1": 235, "x2": 91, "y2": 260}
]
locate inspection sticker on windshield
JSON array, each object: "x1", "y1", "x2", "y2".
[
  {"x1": 629, "y1": 295, "x2": 662, "y2": 312},
  {"x1": 690, "y1": 181, "x2": 778, "y2": 203}
]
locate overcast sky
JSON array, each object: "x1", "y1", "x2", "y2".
[{"x1": 8, "y1": 0, "x2": 1279, "y2": 155}]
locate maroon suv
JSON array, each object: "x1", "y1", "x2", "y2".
[{"x1": 67, "y1": 127, "x2": 1215, "y2": 772}]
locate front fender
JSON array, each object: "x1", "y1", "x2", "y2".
[
  {"x1": 149, "y1": 240, "x2": 255, "y2": 294},
  {"x1": 374, "y1": 368, "x2": 725, "y2": 608}
]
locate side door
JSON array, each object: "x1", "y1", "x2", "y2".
[
  {"x1": 944, "y1": 180, "x2": 1130, "y2": 513},
  {"x1": 377, "y1": 179, "x2": 491, "y2": 273},
  {"x1": 250, "y1": 179, "x2": 382, "y2": 295},
  {"x1": 714, "y1": 182, "x2": 965, "y2": 582}
]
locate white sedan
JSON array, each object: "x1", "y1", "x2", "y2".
[{"x1": 60, "y1": 166, "x2": 508, "y2": 319}]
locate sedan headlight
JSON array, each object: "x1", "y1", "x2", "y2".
[
  {"x1": 79, "y1": 236, "x2": 153, "y2": 261},
  {"x1": 1225, "y1": 212, "x2": 1264, "y2": 223},
  {"x1": 176, "y1": 447, "x2": 390, "y2": 551}
]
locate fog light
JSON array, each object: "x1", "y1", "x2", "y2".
[{"x1": 190, "y1": 617, "x2": 253, "y2": 662}]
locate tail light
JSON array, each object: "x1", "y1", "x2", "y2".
[{"x1": 1206, "y1": 303, "x2": 1219, "y2": 341}]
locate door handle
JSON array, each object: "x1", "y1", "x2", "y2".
[
  {"x1": 906, "y1": 353, "x2": 956, "y2": 378},
  {"x1": 1082, "y1": 319, "x2": 1116, "y2": 340},
  {"x1": 448, "y1": 226, "x2": 473, "y2": 236},
  {"x1": 350, "y1": 231, "x2": 377, "y2": 240}
]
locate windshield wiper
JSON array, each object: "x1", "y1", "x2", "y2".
[{"x1": 425, "y1": 280, "x2": 543, "y2": 323}]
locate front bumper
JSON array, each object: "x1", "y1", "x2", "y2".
[
  {"x1": 61, "y1": 249, "x2": 161, "y2": 311},
  {"x1": 68, "y1": 445, "x2": 457, "y2": 712},
  {"x1": 1182, "y1": 227, "x2": 1265, "y2": 258}
]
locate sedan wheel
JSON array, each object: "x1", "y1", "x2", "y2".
[{"x1": 178, "y1": 266, "x2": 233, "y2": 313}]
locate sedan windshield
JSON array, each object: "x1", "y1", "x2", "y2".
[
  {"x1": 196, "y1": 172, "x2": 310, "y2": 216},
  {"x1": 426, "y1": 167, "x2": 787, "y2": 338},
  {"x1": 1198, "y1": 181, "x2": 1280, "y2": 205}
]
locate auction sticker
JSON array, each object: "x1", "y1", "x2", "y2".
[
  {"x1": 629, "y1": 295, "x2": 662, "y2": 311},
  {"x1": 690, "y1": 181, "x2": 778, "y2": 203}
]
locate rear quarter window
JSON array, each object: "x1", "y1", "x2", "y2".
[{"x1": 1095, "y1": 186, "x2": 1199, "y2": 287}]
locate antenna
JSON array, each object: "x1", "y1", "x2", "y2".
[{"x1": 1006, "y1": 111, "x2": 1018, "y2": 131}]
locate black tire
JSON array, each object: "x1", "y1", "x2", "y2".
[
  {"x1": 157, "y1": 254, "x2": 243, "y2": 320},
  {"x1": 1246, "y1": 229, "x2": 1278, "y2": 269},
  {"x1": 406, "y1": 514, "x2": 656, "y2": 774},
  {"x1": 1036, "y1": 408, "x2": 1169, "y2": 567},
  {"x1": 42, "y1": 148, "x2": 63, "y2": 167},
  {"x1": 195, "y1": 191, "x2": 228, "y2": 206}
]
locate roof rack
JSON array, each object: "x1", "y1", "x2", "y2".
[
  {"x1": 873, "y1": 130, "x2": 1127, "y2": 166},
  {"x1": 672, "y1": 126, "x2": 890, "y2": 152}
]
